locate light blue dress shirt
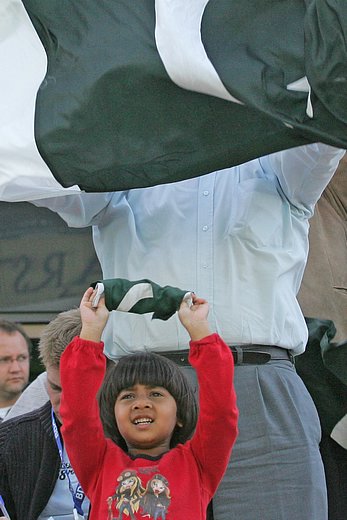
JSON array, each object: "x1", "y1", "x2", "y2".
[{"x1": 33, "y1": 144, "x2": 344, "y2": 357}]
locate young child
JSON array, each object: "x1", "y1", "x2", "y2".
[{"x1": 60, "y1": 287, "x2": 238, "y2": 520}]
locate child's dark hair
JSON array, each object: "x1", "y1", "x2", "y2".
[{"x1": 98, "y1": 352, "x2": 198, "y2": 452}]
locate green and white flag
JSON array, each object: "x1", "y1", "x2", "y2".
[
  {"x1": 91, "y1": 279, "x2": 192, "y2": 321},
  {"x1": 1, "y1": 0, "x2": 347, "y2": 201}
]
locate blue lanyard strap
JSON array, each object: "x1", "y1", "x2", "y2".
[
  {"x1": 0, "y1": 494, "x2": 11, "y2": 519},
  {"x1": 51, "y1": 407, "x2": 85, "y2": 517}
]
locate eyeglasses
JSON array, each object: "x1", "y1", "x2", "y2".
[{"x1": 0, "y1": 354, "x2": 29, "y2": 366}]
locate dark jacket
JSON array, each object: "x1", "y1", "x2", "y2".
[
  {"x1": 0, "y1": 401, "x2": 60, "y2": 520},
  {"x1": 296, "y1": 318, "x2": 347, "y2": 436}
]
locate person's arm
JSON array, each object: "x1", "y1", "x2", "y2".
[
  {"x1": 178, "y1": 296, "x2": 239, "y2": 497},
  {"x1": 0, "y1": 428, "x2": 16, "y2": 519},
  {"x1": 60, "y1": 288, "x2": 110, "y2": 496},
  {"x1": 262, "y1": 143, "x2": 345, "y2": 216},
  {"x1": 79, "y1": 287, "x2": 110, "y2": 342},
  {"x1": 177, "y1": 294, "x2": 211, "y2": 341}
]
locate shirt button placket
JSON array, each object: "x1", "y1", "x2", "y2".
[{"x1": 197, "y1": 175, "x2": 215, "y2": 306}]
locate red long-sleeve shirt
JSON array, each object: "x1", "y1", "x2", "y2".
[{"x1": 60, "y1": 333, "x2": 238, "y2": 520}]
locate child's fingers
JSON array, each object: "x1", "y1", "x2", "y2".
[
  {"x1": 80, "y1": 288, "x2": 99, "y2": 311},
  {"x1": 179, "y1": 294, "x2": 207, "y2": 313},
  {"x1": 81, "y1": 287, "x2": 94, "y2": 303},
  {"x1": 191, "y1": 295, "x2": 207, "y2": 306}
]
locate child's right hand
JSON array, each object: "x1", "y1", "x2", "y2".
[
  {"x1": 178, "y1": 294, "x2": 211, "y2": 341},
  {"x1": 79, "y1": 287, "x2": 110, "y2": 343}
]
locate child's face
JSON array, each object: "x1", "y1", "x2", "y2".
[{"x1": 114, "y1": 383, "x2": 180, "y2": 456}]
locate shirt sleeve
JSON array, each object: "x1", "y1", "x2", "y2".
[
  {"x1": 261, "y1": 143, "x2": 345, "y2": 216},
  {"x1": 188, "y1": 333, "x2": 238, "y2": 497},
  {"x1": 60, "y1": 336, "x2": 108, "y2": 495},
  {"x1": 32, "y1": 191, "x2": 113, "y2": 227}
]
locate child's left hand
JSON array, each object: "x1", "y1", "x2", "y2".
[{"x1": 79, "y1": 287, "x2": 110, "y2": 342}]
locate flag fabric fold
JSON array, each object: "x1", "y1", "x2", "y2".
[
  {"x1": 91, "y1": 279, "x2": 192, "y2": 321},
  {"x1": 1, "y1": 0, "x2": 347, "y2": 200}
]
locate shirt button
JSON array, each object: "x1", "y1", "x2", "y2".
[
  {"x1": 202, "y1": 225, "x2": 208, "y2": 231},
  {"x1": 203, "y1": 190, "x2": 209, "y2": 196}
]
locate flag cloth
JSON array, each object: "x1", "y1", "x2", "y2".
[
  {"x1": 1, "y1": 0, "x2": 347, "y2": 201},
  {"x1": 91, "y1": 279, "x2": 192, "y2": 321}
]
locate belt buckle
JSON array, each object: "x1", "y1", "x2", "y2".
[{"x1": 178, "y1": 353, "x2": 189, "y2": 365}]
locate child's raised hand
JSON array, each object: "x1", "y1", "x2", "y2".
[
  {"x1": 178, "y1": 293, "x2": 211, "y2": 341},
  {"x1": 79, "y1": 287, "x2": 109, "y2": 343}
]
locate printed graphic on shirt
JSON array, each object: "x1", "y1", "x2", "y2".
[
  {"x1": 106, "y1": 469, "x2": 171, "y2": 519},
  {"x1": 141, "y1": 474, "x2": 171, "y2": 519},
  {"x1": 58, "y1": 460, "x2": 75, "y2": 480}
]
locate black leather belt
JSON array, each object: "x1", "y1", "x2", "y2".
[{"x1": 156, "y1": 345, "x2": 294, "y2": 366}]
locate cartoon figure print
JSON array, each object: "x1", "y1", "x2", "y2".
[
  {"x1": 107, "y1": 469, "x2": 145, "y2": 519},
  {"x1": 140, "y1": 474, "x2": 171, "y2": 520}
]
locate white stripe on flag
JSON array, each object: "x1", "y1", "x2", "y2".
[
  {"x1": 286, "y1": 76, "x2": 313, "y2": 118},
  {"x1": 154, "y1": 0, "x2": 241, "y2": 104},
  {"x1": 331, "y1": 414, "x2": 347, "y2": 450},
  {"x1": 116, "y1": 283, "x2": 154, "y2": 313},
  {"x1": 0, "y1": 0, "x2": 81, "y2": 202}
]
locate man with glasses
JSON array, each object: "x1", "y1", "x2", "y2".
[{"x1": 0, "y1": 320, "x2": 31, "y2": 423}]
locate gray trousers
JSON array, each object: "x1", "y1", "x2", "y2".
[{"x1": 182, "y1": 359, "x2": 327, "y2": 520}]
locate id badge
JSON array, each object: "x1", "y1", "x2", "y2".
[{"x1": 73, "y1": 509, "x2": 85, "y2": 520}]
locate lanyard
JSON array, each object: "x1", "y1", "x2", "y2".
[
  {"x1": 0, "y1": 495, "x2": 11, "y2": 519},
  {"x1": 51, "y1": 408, "x2": 85, "y2": 518}
]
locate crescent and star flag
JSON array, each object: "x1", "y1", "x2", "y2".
[
  {"x1": 1, "y1": 0, "x2": 347, "y2": 201},
  {"x1": 91, "y1": 279, "x2": 193, "y2": 321}
]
